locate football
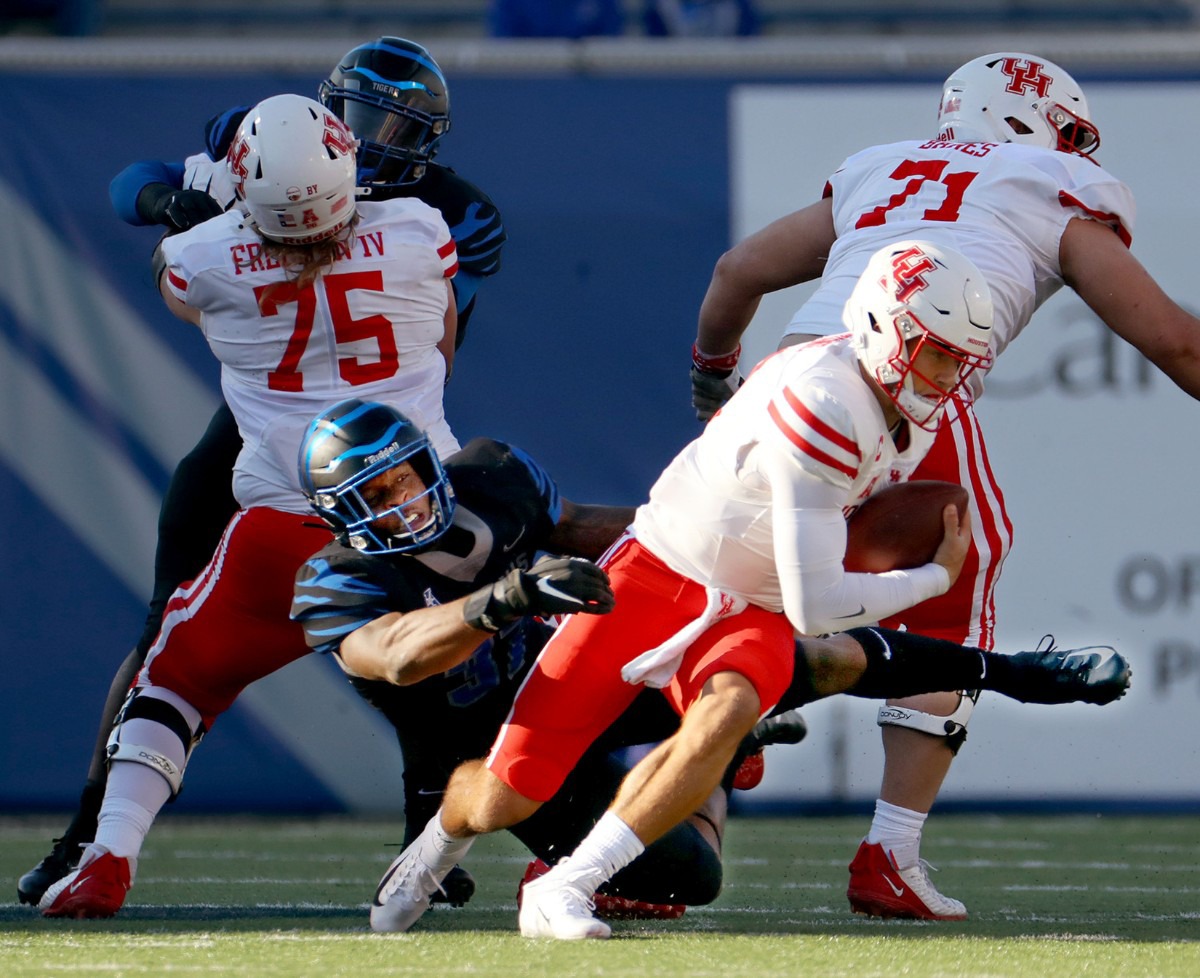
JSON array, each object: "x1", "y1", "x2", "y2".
[{"x1": 844, "y1": 480, "x2": 969, "y2": 573}]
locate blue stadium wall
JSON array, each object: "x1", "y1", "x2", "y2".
[{"x1": 0, "y1": 71, "x2": 745, "y2": 814}]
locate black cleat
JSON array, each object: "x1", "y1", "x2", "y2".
[
  {"x1": 730, "y1": 708, "x2": 808, "y2": 790},
  {"x1": 1006, "y1": 636, "x2": 1132, "y2": 705},
  {"x1": 429, "y1": 864, "x2": 475, "y2": 907},
  {"x1": 18, "y1": 835, "x2": 83, "y2": 906},
  {"x1": 749, "y1": 708, "x2": 809, "y2": 750}
]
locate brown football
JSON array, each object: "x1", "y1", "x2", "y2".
[{"x1": 844, "y1": 480, "x2": 969, "y2": 573}]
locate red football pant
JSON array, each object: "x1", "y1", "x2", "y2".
[
  {"x1": 880, "y1": 394, "x2": 1013, "y2": 650},
  {"x1": 487, "y1": 537, "x2": 796, "y2": 802},
  {"x1": 139, "y1": 507, "x2": 333, "y2": 726}
]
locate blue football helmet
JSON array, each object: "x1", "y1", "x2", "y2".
[
  {"x1": 299, "y1": 399, "x2": 455, "y2": 554},
  {"x1": 318, "y1": 36, "x2": 451, "y2": 189}
]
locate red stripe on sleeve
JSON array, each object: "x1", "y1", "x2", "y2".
[
  {"x1": 768, "y1": 401, "x2": 859, "y2": 480},
  {"x1": 443, "y1": 259, "x2": 459, "y2": 279},
  {"x1": 438, "y1": 238, "x2": 457, "y2": 258},
  {"x1": 781, "y1": 386, "x2": 860, "y2": 458},
  {"x1": 1058, "y1": 191, "x2": 1132, "y2": 247},
  {"x1": 167, "y1": 269, "x2": 188, "y2": 293}
]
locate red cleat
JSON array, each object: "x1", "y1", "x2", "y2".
[
  {"x1": 847, "y1": 840, "x2": 967, "y2": 920},
  {"x1": 38, "y1": 848, "x2": 132, "y2": 920},
  {"x1": 732, "y1": 751, "x2": 765, "y2": 790}
]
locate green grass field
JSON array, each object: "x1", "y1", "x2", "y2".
[{"x1": 2, "y1": 812, "x2": 1198, "y2": 977}]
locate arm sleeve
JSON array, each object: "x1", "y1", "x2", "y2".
[
  {"x1": 291, "y1": 555, "x2": 392, "y2": 657},
  {"x1": 448, "y1": 198, "x2": 506, "y2": 278},
  {"x1": 764, "y1": 439, "x2": 950, "y2": 637},
  {"x1": 110, "y1": 160, "x2": 186, "y2": 225}
]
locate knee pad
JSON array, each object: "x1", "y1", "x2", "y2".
[
  {"x1": 106, "y1": 689, "x2": 205, "y2": 797},
  {"x1": 876, "y1": 690, "x2": 980, "y2": 755}
]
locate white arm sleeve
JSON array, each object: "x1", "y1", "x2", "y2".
[{"x1": 768, "y1": 453, "x2": 950, "y2": 636}]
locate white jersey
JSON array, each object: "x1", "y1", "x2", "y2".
[
  {"x1": 161, "y1": 197, "x2": 459, "y2": 512},
  {"x1": 634, "y1": 337, "x2": 948, "y2": 636},
  {"x1": 784, "y1": 140, "x2": 1136, "y2": 384}
]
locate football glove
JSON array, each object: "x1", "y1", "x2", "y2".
[
  {"x1": 690, "y1": 365, "x2": 742, "y2": 421},
  {"x1": 139, "y1": 184, "x2": 225, "y2": 232},
  {"x1": 464, "y1": 555, "x2": 615, "y2": 632}
]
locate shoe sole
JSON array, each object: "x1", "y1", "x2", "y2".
[
  {"x1": 848, "y1": 888, "x2": 967, "y2": 921},
  {"x1": 42, "y1": 892, "x2": 124, "y2": 919}
]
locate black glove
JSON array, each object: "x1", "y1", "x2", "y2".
[
  {"x1": 463, "y1": 555, "x2": 615, "y2": 632},
  {"x1": 138, "y1": 183, "x2": 225, "y2": 232},
  {"x1": 690, "y1": 365, "x2": 742, "y2": 422}
]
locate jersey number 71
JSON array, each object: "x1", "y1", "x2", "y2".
[{"x1": 855, "y1": 159, "x2": 979, "y2": 229}]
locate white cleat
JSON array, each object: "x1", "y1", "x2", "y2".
[
  {"x1": 369, "y1": 845, "x2": 446, "y2": 933},
  {"x1": 518, "y1": 870, "x2": 613, "y2": 940}
]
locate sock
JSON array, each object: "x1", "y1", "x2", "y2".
[
  {"x1": 866, "y1": 799, "x2": 927, "y2": 870},
  {"x1": 846, "y1": 626, "x2": 989, "y2": 699},
  {"x1": 415, "y1": 810, "x2": 475, "y2": 875},
  {"x1": 91, "y1": 791, "x2": 160, "y2": 879},
  {"x1": 547, "y1": 812, "x2": 645, "y2": 898}
]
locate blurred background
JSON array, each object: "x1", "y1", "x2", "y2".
[{"x1": 3, "y1": 2, "x2": 1200, "y2": 818}]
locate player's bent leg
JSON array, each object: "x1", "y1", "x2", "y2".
[
  {"x1": 371, "y1": 763, "x2": 542, "y2": 933},
  {"x1": 40, "y1": 687, "x2": 203, "y2": 920},
  {"x1": 850, "y1": 689, "x2": 965, "y2": 921}
]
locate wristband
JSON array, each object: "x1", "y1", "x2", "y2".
[
  {"x1": 462, "y1": 586, "x2": 503, "y2": 633},
  {"x1": 692, "y1": 342, "x2": 741, "y2": 375}
]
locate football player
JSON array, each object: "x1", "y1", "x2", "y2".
[
  {"x1": 19, "y1": 36, "x2": 506, "y2": 908},
  {"x1": 688, "y1": 52, "x2": 1200, "y2": 920},
  {"x1": 37, "y1": 92, "x2": 463, "y2": 920},
  {"x1": 361, "y1": 242, "x2": 1131, "y2": 940}
]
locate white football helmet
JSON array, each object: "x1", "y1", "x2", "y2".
[
  {"x1": 226, "y1": 94, "x2": 358, "y2": 244},
  {"x1": 937, "y1": 52, "x2": 1099, "y2": 159},
  {"x1": 844, "y1": 240, "x2": 994, "y2": 431}
]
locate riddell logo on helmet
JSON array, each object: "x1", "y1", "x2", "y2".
[
  {"x1": 888, "y1": 248, "x2": 936, "y2": 303},
  {"x1": 998, "y1": 57, "x2": 1052, "y2": 98},
  {"x1": 365, "y1": 443, "x2": 401, "y2": 465}
]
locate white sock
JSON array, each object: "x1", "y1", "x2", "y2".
[
  {"x1": 866, "y1": 799, "x2": 927, "y2": 870},
  {"x1": 415, "y1": 809, "x2": 475, "y2": 875},
  {"x1": 92, "y1": 790, "x2": 161, "y2": 877},
  {"x1": 547, "y1": 812, "x2": 644, "y2": 898}
]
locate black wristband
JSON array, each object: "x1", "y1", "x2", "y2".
[
  {"x1": 136, "y1": 182, "x2": 177, "y2": 225},
  {"x1": 463, "y1": 585, "x2": 503, "y2": 632}
]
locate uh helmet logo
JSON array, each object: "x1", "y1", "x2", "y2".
[
  {"x1": 998, "y1": 56, "x2": 1052, "y2": 98},
  {"x1": 887, "y1": 246, "x2": 936, "y2": 305}
]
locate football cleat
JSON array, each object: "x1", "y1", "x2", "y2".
[
  {"x1": 518, "y1": 866, "x2": 612, "y2": 940},
  {"x1": 1006, "y1": 637, "x2": 1132, "y2": 705},
  {"x1": 847, "y1": 840, "x2": 967, "y2": 920},
  {"x1": 429, "y1": 864, "x2": 475, "y2": 907},
  {"x1": 38, "y1": 846, "x2": 132, "y2": 919},
  {"x1": 518, "y1": 858, "x2": 686, "y2": 920},
  {"x1": 18, "y1": 834, "x2": 83, "y2": 906},
  {"x1": 369, "y1": 844, "x2": 445, "y2": 933},
  {"x1": 732, "y1": 708, "x2": 808, "y2": 790}
]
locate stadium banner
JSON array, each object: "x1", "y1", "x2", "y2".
[{"x1": 0, "y1": 70, "x2": 1195, "y2": 813}]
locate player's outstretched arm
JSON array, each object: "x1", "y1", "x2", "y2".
[
  {"x1": 1062, "y1": 216, "x2": 1200, "y2": 399},
  {"x1": 340, "y1": 555, "x2": 615, "y2": 686},
  {"x1": 695, "y1": 197, "x2": 836, "y2": 359}
]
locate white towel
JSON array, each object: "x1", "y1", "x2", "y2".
[{"x1": 620, "y1": 587, "x2": 748, "y2": 689}]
